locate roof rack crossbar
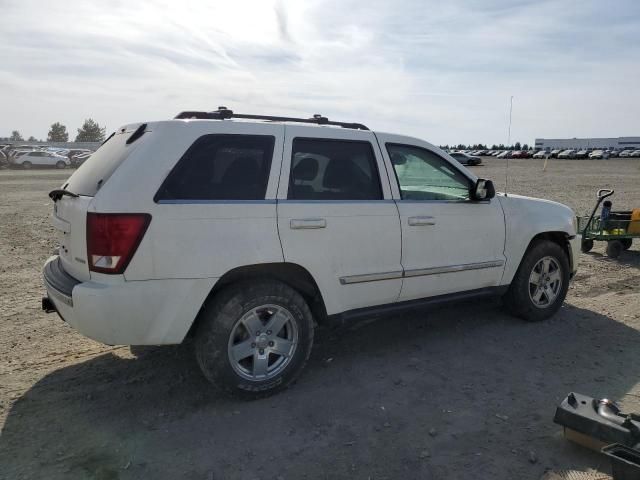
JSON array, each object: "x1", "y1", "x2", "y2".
[{"x1": 174, "y1": 107, "x2": 369, "y2": 130}]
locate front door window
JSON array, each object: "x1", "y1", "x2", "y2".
[{"x1": 387, "y1": 144, "x2": 470, "y2": 201}]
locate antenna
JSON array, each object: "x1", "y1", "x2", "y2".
[{"x1": 505, "y1": 95, "x2": 514, "y2": 197}]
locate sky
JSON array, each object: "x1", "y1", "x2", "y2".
[{"x1": 1, "y1": 0, "x2": 639, "y2": 146}]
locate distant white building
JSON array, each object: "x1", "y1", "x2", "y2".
[{"x1": 534, "y1": 137, "x2": 640, "y2": 151}]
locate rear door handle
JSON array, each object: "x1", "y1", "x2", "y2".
[
  {"x1": 290, "y1": 218, "x2": 327, "y2": 229},
  {"x1": 408, "y1": 216, "x2": 436, "y2": 226}
]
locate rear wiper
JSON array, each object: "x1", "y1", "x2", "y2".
[{"x1": 49, "y1": 189, "x2": 79, "y2": 202}]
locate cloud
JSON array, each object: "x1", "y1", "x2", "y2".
[{"x1": 1, "y1": 0, "x2": 639, "y2": 144}]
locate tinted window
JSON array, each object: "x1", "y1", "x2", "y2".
[
  {"x1": 289, "y1": 138, "x2": 382, "y2": 200},
  {"x1": 387, "y1": 144, "x2": 471, "y2": 201},
  {"x1": 156, "y1": 135, "x2": 275, "y2": 201}
]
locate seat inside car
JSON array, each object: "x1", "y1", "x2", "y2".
[{"x1": 290, "y1": 156, "x2": 319, "y2": 198}]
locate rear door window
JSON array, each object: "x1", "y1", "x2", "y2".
[
  {"x1": 155, "y1": 134, "x2": 275, "y2": 201},
  {"x1": 288, "y1": 138, "x2": 382, "y2": 200}
]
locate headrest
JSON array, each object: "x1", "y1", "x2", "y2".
[
  {"x1": 390, "y1": 152, "x2": 407, "y2": 165},
  {"x1": 323, "y1": 159, "x2": 354, "y2": 189},
  {"x1": 293, "y1": 156, "x2": 319, "y2": 181}
]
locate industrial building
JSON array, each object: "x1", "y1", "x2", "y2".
[{"x1": 534, "y1": 136, "x2": 640, "y2": 151}]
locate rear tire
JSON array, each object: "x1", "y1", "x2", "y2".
[
  {"x1": 503, "y1": 240, "x2": 570, "y2": 322},
  {"x1": 581, "y1": 239, "x2": 594, "y2": 253},
  {"x1": 195, "y1": 280, "x2": 314, "y2": 397},
  {"x1": 55, "y1": 161, "x2": 66, "y2": 169},
  {"x1": 621, "y1": 239, "x2": 632, "y2": 250},
  {"x1": 606, "y1": 240, "x2": 623, "y2": 258},
  {"x1": 22, "y1": 161, "x2": 32, "y2": 169}
]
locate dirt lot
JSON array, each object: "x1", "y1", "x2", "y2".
[{"x1": 1, "y1": 158, "x2": 640, "y2": 480}]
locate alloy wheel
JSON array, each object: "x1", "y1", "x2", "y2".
[
  {"x1": 227, "y1": 304, "x2": 299, "y2": 381},
  {"x1": 528, "y1": 256, "x2": 562, "y2": 308}
]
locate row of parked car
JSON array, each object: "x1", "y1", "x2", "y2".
[
  {"x1": 446, "y1": 147, "x2": 640, "y2": 160},
  {"x1": 542, "y1": 148, "x2": 640, "y2": 159},
  {"x1": 0, "y1": 144, "x2": 94, "y2": 169},
  {"x1": 446, "y1": 149, "x2": 542, "y2": 159}
]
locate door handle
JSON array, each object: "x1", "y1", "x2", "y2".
[
  {"x1": 290, "y1": 218, "x2": 327, "y2": 229},
  {"x1": 408, "y1": 216, "x2": 436, "y2": 226}
]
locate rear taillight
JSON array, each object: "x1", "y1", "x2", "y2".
[{"x1": 87, "y1": 213, "x2": 151, "y2": 274}]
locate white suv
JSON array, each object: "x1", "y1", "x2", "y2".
[
  {"x1": 12, "y1": 150, "x2": 70, "y2": 169},
  {"x1": 43, "y1": 107, "x2": 580, "y2": 396}
]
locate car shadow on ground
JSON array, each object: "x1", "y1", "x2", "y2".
[
  {"x1": 1, "y1": 301, "x2": 638, "y2": 479},
  {"x1": 585, "y1": 248, "x2": 640, "y2": 268}
]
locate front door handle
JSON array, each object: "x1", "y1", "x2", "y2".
[
  {"x1": 408, "y1": 216, "x2": 436, "y2": 226},
  {"x1": 290, "y1": 218, "x2": 327, "y2": 229}
]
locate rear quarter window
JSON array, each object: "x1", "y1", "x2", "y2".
[{"x1": 154, "y1": 134, "x2": 275, "y2": 201}]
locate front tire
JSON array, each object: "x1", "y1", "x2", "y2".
[
  {"x1": 503, "y1": 240, "x2": 570, "y2": 322},
  {"x1": 621, "y1": 239, "x2": 632, "y2": 250},
  {"x1": 21, "y1": 161, "x2": 32, "y2": 169},
  {"x1": 55, "y1": 161, "x2": 66, "y2": 169},
  {"x1": 195, "y1": 280, "x2": 314, "y2": 397}
]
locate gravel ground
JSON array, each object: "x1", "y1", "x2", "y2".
[{"x1": 1, "y1": 158, "x2": 640, "y2": 480}]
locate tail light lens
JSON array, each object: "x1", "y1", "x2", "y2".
[{"x1": 87, "y1": 213, "x2": 151, "y2": 274}]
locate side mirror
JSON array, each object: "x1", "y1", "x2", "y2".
[{"x1": 473, "y1": 179, "x2": 495, "y2": 201}]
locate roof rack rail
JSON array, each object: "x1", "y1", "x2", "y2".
[{"x1": 174, "y1": 106, "x2": 369, "y2": 131}]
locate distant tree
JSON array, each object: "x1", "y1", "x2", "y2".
[
  {"x1": 75, "y1": 119, "x2": 105, "y2": 142},
  {"x1": 48, "y1": 122, "x2": 69, "y2": 142},
  {"x1": 491, "y1": 144, "x2": 498, "y2": 150},
  {"x1": 514, "y1": 141, "x2": 522, "y2": 150},
  {"x1": 27, "y1": 136, "x2": 37, "y2": 142},
  {"x1": 522, "y1": 143, "x2": 529, "y2": 151},
  {"x1": 10, "y1": 130, "x2": 23, "y2": 141}
]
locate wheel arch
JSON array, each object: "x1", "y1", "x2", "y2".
[
  {"x1": 186, "y1": 262, "x2": 328, "y2": 339},
  {"x1": 527, "y1": 231, "x2": 572, "y2": 267},
  {"x1": 502, "y1": 230, "x2": 573, "y2": 285}
]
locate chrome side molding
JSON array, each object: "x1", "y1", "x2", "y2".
[
  {"x1": 339, "y1": 270, "x2": 404, "y2": 285},
  {"x1": 339, "y1": 260, "x2": 505, "y2": 285},
  {"x1": 404, "y1": 260, "x2": 505, "y2": 278}
]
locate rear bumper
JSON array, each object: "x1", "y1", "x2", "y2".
[
  {"x1": 42, "y1": 256, "x2": 215, "y2": 345},
  {"x1": 43, "y1": 256, "x2": 80, "y2": 308}
]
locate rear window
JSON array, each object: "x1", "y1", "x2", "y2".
[
  {"x1": 155, "y1": 134, "x2": 275, "y2": 201},
  {"x1": 65, "y1": 128, "x2": 145, "y2": 197}
]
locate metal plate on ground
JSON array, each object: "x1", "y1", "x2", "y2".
[{"x1": 541, "y1": 470, "x2": 611, "y2": 480}]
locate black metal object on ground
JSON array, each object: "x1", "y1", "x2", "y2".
[
  {"x1": 603, "y1": 444, "x2": 640, "y2": 480},
  {"x1": 554, "y1": 393, "x2": 640, "y2": 449}
]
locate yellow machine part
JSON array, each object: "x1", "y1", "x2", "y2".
[{"x1": 629, "y1": 209, "x2": 640, "y2": 234}]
